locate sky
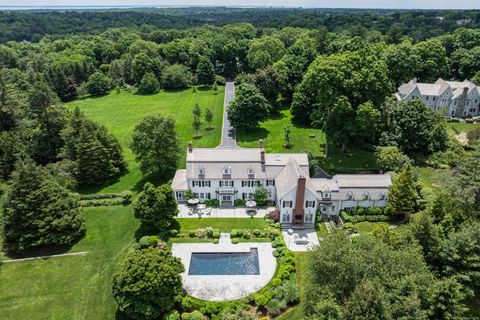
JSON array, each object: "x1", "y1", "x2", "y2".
[{"x1": 2, "y1": 0, "x2": 480, "y2": 10}]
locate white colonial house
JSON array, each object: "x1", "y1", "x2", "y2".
[
  {"x1": 396, "y1": 78, "x2": 480, "y2": 117},
  {"x1": 172, "y1": 142, "x2": 391, "y2": 228}
]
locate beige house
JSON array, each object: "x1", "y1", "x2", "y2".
[{"x1": 396, "y1": 78, "x2": 480, "y2": 117}]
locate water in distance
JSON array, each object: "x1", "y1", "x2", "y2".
[{"x1": 188, "y1": 248, "x2": 260, "y2": 275}]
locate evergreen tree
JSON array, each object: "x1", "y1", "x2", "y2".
[
  {"x1": 386, "y1": 164, "x2": 418, "y2": 217},
  {"x1": 61, "y1": 107, "x2": 126, "y2": 186},
  {"x1": 344, "y1": 281, "x2": 391, "y2": 320},
  {"x1": 3, "y1": 160, "x2": 85, "y2": 253},
  {"x1": 205, "y1": 108, "x2": 213, "y2": 129},
  {"x1": 28, "y1": 78, "x2": 59, "y2": 117},
  {"x1": 133, "y1": 182, "x2": 178, "y2": 231},
  {"x1": 428, "y1": 278, "x2": 469, "y2": 320}
]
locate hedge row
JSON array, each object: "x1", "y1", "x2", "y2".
[
  {"x1": 79, "y1": 198, "x2": 132, "y2": 207},
  {"x1": 80, "y1": 190, "x2": 132, "y2": 200},
  {"x1": 341, "y1": 210, "x2": 392, "y2": 223}
]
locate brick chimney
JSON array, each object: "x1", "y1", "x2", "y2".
[
  {"x1": 260, "y1": 150, "x2": 265, "y2": 163},
  {"x1": 258, "y1": 139, "x2": 264, "y2": 148},
  {"x1": 293, "y1": 176, "x2": 306, "y2": 224},
  {"x1": 188, "y1": 141, "x2": 193, "y2": 153}
]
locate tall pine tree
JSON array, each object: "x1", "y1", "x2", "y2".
[
  {"x1": 386, "y1": 163, "x2": 418, "y2": 217},
  {"x1": 61, "y1": 107, "x2": 126, "y2": 186},
  {"x1": 3, "y1": 160, "x2": 85, "y2": 253}
]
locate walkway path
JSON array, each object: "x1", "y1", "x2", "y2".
[
  {"x1": 218, "y1": 81, "x2": 239, "y2": 148},
  {"x1": 0, "y1": 251, "x2": 88, "y2": 263}
]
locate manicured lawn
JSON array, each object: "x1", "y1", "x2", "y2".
[
  {"x1": 237, "y1": 109, "x2": 377, "y2": 174},
  {"x1": 66, "y1": 87, "x2": 225, "y2": 193},
  {"x1": 237, "y1": 109, "x2": 325, "y2": 155},
  {"x1": 174, "y1": 218, "x2": 269, "y2": 234},
  {"x1": 276, "y1": 252, "x2": 308, "y2": 320},
  {"x1": 166, "y1": 237, "x2": 214, "y2": 250},
  {"x1": 353, "y1": 221, "x2": 397, "y2": 234},
  {"x1": 447, "y1": 122, "x2": 480, "y2": 135},
  {"x1": 0, "y1": 206, "x2": 138, "y2": 320}
]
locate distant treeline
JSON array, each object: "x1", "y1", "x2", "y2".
[{"x1": 0, "y1": 7, "x2": 479, "y2": 43}]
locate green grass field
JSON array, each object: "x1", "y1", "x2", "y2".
[
  {"x1": 174, "y1": 217, "x2": 269, "y2": 233},
  {"x1": 0, "y1": 206, "x2": 138, "y2": 320},
  {"x1": 237, "y1": 109, "x2": 377, "y2": 174},
  {"x1": 66, "y1": 87, "x2": 225, "y2": 193}
]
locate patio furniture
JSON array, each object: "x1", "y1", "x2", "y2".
[
  {"x1": 287, "y1": 228, "x2": 294, "y2": 235},
  {"x1": 205, "y1": 208, "x2": 211, "y2": 215},
  {"x1": 187, "y1": 198, "x2": 200, "y2": 205},
  {"x1": 245, "y1": 200, "x2": 257, "y2": 208},
  {"x1": 294, "y1": 234, "x2": 309, "y2": 245}
]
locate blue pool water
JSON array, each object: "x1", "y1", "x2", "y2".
[{"x1": 188, "y1": 248, "x2": 260, "y2": 275}]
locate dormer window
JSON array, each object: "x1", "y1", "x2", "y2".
[
  {"x1": 362, "y1": 192, "x2": 371, "y2": 201},
  {"x1": 198, "y1": 167, "x2": 205, "y2": 179},
  {"x1": 346, "y1": 192, "x2": 354, "y2": 201},
  {"x1": 247, "y1": 166, "x2": 254, "y2": 179},
  {"x1": 323, "y1": 192, "x2": 330, "y2": 199},
  {"x1": 379, "y1": 193, "x2": 386, "y2": 201},
  {"x1": 222, "y1": 166, "x2": 231, "y2": 178}
]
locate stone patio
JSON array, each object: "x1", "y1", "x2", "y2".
[
  {"x1": 282, "y1": 228, "x2": 320, "y2": 252},
  {"x1": 177, "y1": 204, "x2": 275, "y2": 218},
  {"x1": 171, "y1": 234, "x2": 276, "y2": 301}
]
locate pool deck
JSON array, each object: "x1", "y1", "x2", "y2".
[{"x1": 171, "y1": 234, "x2": 276, "y2": 301}]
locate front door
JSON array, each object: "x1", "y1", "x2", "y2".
[{"x1": 221, "y1": 195, "x2": 233, "y2": 206}]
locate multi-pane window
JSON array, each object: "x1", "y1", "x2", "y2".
[
  {"x1": 323, "y1": 192, "x2": 331, "y2": 199},
  {"x1": 305, "y1": 201, "x2": 315, "y2": 208},
  {"x1": 346, "y1": 193, "x2": 354, "y2": 201},
  {"x1": 266, "y1": 180, "x2": 275, "y2": 186},
  {"x1": 192, "y1": 180, "x2": 211, "y2": 187},
  {"x1": 282, "y1": 201, "x2": 293, "y2": 208},
  {"x1": 219, "y1": 180, "x2": 234, "y2": 187},
  {"x1": 242, "y1": 180, "x2": 261, "y2": 187},
  {"x1": 242, "y1": 193, "x2": 254, "y2": 200},
  {"x1": 363, "y1": 193, "x2": 371, "y2": 200}
]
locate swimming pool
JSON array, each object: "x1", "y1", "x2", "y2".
[{"x1": 188, "y1": 248, "x2": 260, "y2": 275}]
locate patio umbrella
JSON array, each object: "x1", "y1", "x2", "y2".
[
  {"x1": 187, "y1": 198, "x2": 200, "y2": 205},
  {"x1": 246, "y1": 200, "x2": 257, "y2": 208}
]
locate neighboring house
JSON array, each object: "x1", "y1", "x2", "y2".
[
  {"x1": 396, "y1": 78, "x2": 480, "y2": 117},
  {"x1": 172, "y1": 142, "x2": 391, "y2": 228}
]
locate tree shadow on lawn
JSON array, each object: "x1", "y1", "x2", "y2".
[
  {"x1": 132, "y1": 170, "x2": 174, "y2": 193},
  {"x1": 76, "y1": 171, "x2": 128, "y2": 195},
  {"x1": 236, "y1": 127, "x2": 270, "y2": 144},
  {"x1": 3, "y1": 231, "x2": 86, "y2": 259},
  {"x1": 315, "y1": 144, "x2": 378, "y2": 174}
]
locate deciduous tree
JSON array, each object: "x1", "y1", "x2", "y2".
[
  {"x1": 133, "y1": 182, "x2": 178, "y2": 231},
  {"x1": 112, "y1": 247, "x2": 184, "y2": 319},
  {"x1": 130, "y1": 114, "x2": 180, "y2": 177},
  {"x1": 227, "y1": 83, "x2": 270, "y2": 129}
]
